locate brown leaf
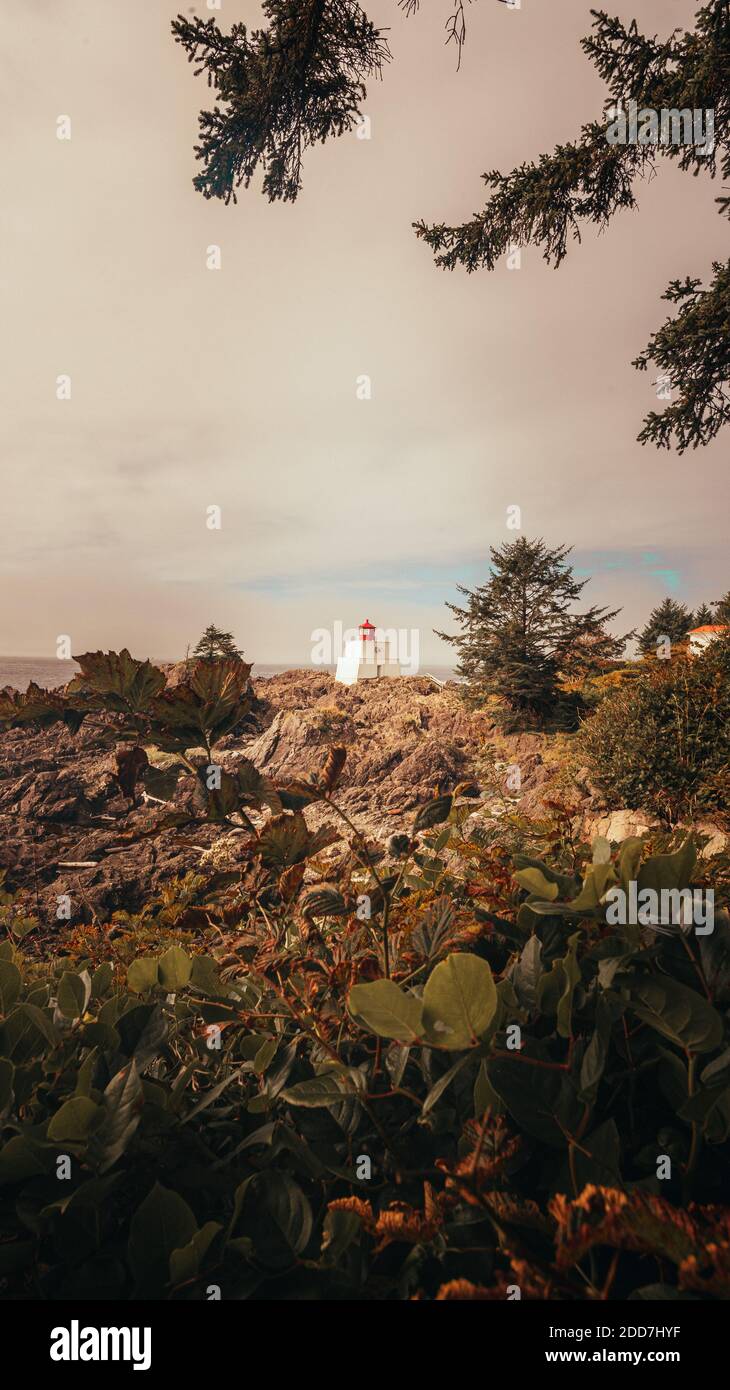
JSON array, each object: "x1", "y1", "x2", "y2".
[
  {"x1": 114, "y1": 745, "x2": 149, "y2": 799},
  {"x1": 300, "y1": 886, "x2": 349, "y2": 919},
  {"x1": 434, "y1": 1280, "x2": 494, "y2": 1300},
  {"x1": 453, "y1": 780, "x2": 481, "y2": 799},
  {"x1": 276, "y1": 779, "x2": 322, "y2": 811},
  {"x1": 549, "y1": 1185, "x2": 696, "y2": 1269},
  {"x1": 255, "y1": 812, "x2": 312, "y2": 871},
  {"x1": 279, "y1": 862, "x2": 306, "y2": 903},
  {"x1": 319, "y1": 746, "x2": 347, "y2": 792}
]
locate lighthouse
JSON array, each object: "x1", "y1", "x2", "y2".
[{"x1": 335, "y1": 620, "x2": 403, "y2": 685}]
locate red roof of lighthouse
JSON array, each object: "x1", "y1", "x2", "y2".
[{"x1": 359, "y1": 618, "x2": 375, "y2": 630}]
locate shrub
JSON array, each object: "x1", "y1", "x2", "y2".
[
  {"x1": 576, "y1": 639, "x2": 730, "y2": 824},
  {"x1": 2, "y1": 821, "x2": 730, "y2": 1300},
  {"x1": 3, "y1": 650, "x2": 730, "y2": 1301}
]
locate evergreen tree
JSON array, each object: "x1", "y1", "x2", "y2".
[
  {"x1": 416, "y1": 3, "x2": 729, "y2": 453},
  {"x1": 692, "y1": 602, "x2": 716, "y2": 626},
  {"x1": 437, "y1": 537, "x2": 625, "y2": 724},
  {"x1": 174, "y1": 3, "x2": 729, "y2": 453},
  {"x1": 714, "y1": 590, "x2": 730, "y2": 624},
  {"x1": 171, "y1": 3, "x2": 389, "y2": 204},
  {"x1": 192, "y1": 624, "x2": 245, "y2": 661},
  {"x1": 637, "y1": 599, "x2": 693, "y2": 655}
]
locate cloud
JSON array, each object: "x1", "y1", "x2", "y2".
[{"x1": 2, "y1": 0, "x2": 726, "y2": 662}]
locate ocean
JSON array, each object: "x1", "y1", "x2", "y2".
[{"x1": 0, "y1": 658, "x2": 458, "y2": 693}]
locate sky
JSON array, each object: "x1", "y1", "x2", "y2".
[{"x1": 1, "y1": 0, "x2": 727, "y2": 666}]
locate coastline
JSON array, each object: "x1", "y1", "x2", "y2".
[{"x1": 0, "y1": 657, "x2": 458, "y2": 693}]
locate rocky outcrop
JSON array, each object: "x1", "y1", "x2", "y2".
[
  {"x1": 0, "y1": 668, "x2": 726, "y2": 927},
  {"x1": 582, "y1": 809, "x2": 659, "y2": 843},
  {"x1": 241, "y1": 672, "x2": 492, "y2": 819}
]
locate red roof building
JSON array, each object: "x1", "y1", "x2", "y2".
[{"x1": 688, "y1": 624, "x2": 729, "y2": 654}]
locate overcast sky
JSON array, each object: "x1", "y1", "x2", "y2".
[{"x1": 2, "y1": 0, "x2": 727, "y2": 666}]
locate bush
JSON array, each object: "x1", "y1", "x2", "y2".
[
  {"x1": 576, "y1": 638, "x2": 730, "y2": 824},
  {"x1": 3, "y1": 649, "x2": 730, "y2": 1301},
  {"x1": 2, "y1": 825, "x2": 730, "y2": 1301}
]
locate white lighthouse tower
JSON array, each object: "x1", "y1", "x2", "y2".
[{"x1": 335, "y1": 619, "x2": 403, "y2": 685}]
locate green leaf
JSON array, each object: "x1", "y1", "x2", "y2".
[
  {"x1": 238, "y1": 1171, "x2": 312, "y2": 1270},
  {"x1": 127, "y1": 957, "x2": 160, "y2": 994},
  {"x1": 169, "y1": 1221, "x2": 222, "y2": 1286},
  {"x1": 253, "y1": 1038, "x2": 278, "y2": 1074},
  {"x1": 561, "y1": 867, "x2": 606, "y2": 915},
  {"x1": 80, "y1": 1021, "x2": 120, "y2": 1051},
  {"x1": 281, "y1": 1074, "x2": 355, "y2": 1108},
  {"x1": 0, "y1": 1135, "x2": 47, "y2": 1185},
  {"x1": 89, "y1": 1061, "x2": 144, "y2": 1173},
  {"x1": 1, "y1": 1003, "x2": 59, "y2": 1062},
  {"x1": 9, "y1": 915, "x2": 38, "y2": 942},
  {"x1": 321, "y1": 1208, "x2": 361, "y2": 1265},
  {"x1": 574, "y1": 1118, "x2": 621, "y2": 1187},
  {"x1": 618, "y1": 836, "x2": 645, "y2": 893},
  {"x1": 474, "y1": 1057, "x2": 503, "y2": 1116},
  {"x1": 537, "y1": 960, "x2": 565, "y2": 1018},
  {"x1": 700, "y1": 1045, "x2": 730, "y2": 1088},
  {"x1": 627, "y1": 974, "x2": 723, "y2": 1054},
  {"x1": 512, "y1": 854, "x2": 576, "y2": 898},
  {"x1": 421, "y1": 1054, "x2": 473, "y2": 1117},
  {"x1": 128, "y1": 1183, "x2": 198, "y2": 1295},
  {"x1": 0, "y1": 960, "x2": 21, "y2": 1012},
  {"x1": 57, "y1": 970, "x2": 91, "y2": 1019},
  {"x1": 556, "y1": 932, "x2": 581, "y2": 1040},
  {"x1": 637, "y1": 837, "x2": 697, "y2": 895},
  {"x1": 190, "y1": 955, "x2": 222, "y2": 996},
  {"x1": 348, "y1": 979, "x2": 424, "y2": 1043},
  {"x1": 422, "y1": 953, "x2": 497, "y2": 1049},
  {"x1": 0, "y1": 1059, "x2": 14, "y2": 1118},
  {"x1": 91, "y1": 961, "x2": 114, "y2": 999},
  {"x1": 488, "y1": 1053, "x2": 580, "y2": 1148},
  {"x1": 75, "y1": 1046, "x2": 99, "y2": 1099},
  {"x1": 592, "y1": 836, "x2": 612, "y2": 864},
  {"x1": 579, "y1": 995, "x2": 612, "y2": 1103},
  {"x1": 47, "y1": 1096, "x2": 102, "y2": 1143},
  {"x1": 515, "y1": 867, "x2": 558, "y2": 900},
  {"x1": 157, "y1": 946, "x2": 192, "y2": 991},
  {"x1": 512, "y1": 935, "x2": 542, "y2": 1011}
]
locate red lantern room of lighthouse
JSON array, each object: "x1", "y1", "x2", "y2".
[{"x1": 359, "y1": 619, "x2": 376, "y2": 652}]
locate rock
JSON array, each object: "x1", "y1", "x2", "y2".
[
  {"x1": 582, "y1": 809, "x2": 659, "y2": 842},
  {"x1": 3, "y1": 666, "x2": 727, "y2": 927},
  {"x1": 580, "y1": 810, "x2": 729, "y2": 860},
  {"x1": 695, "y1": 823, "x2": 730, "y2": 858},
  {"x1": 162, "y1": 658, "x2": 252, "y2": 691},
  {"x1": 514, "y1": 786, "x2": 556, "y2": 820}
]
